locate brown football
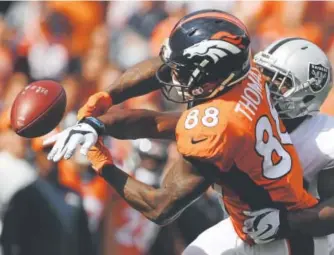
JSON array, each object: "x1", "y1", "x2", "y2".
[{"x1": 11, "y1": 80, "x2": 66, "y2": 138}]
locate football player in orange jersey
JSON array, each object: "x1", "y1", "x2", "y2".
[{"x1": 45, "y1": 10, "x2": 334, "y2": 255}]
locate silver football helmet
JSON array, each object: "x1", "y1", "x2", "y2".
[{"x1": 254, "y1": 37, "x2": 333, "y2": 119}]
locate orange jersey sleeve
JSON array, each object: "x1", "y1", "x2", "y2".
[{"x1": 176, "y1": 100, "x2": 244, "y2": 172}]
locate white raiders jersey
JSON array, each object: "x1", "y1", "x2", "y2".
[
  {"x1": 290, "y1": 113, "x2": 334, "y2": 254},
  {"x1": 290, "y1": 113, "x2": 334, "y2": 197}
]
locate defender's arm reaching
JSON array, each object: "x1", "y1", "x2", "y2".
[
  {"x1": 98, "y1": 107, "x2": 180, "y2": 140},
  {"x1": 77, "y1": 57, "x2": 166, "y2": 119}
]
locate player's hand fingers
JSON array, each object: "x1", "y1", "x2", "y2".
[
  {"x1": 52, "y1": 144, "x2": 68, "y2": 162},
  {"x1": 254, "y1": 237, "x2": 275, "y2": 244},
  {"x1": 243, "y1": 218, "x2": 254, "y2": 231},
  {"x1": 242, "y1": 226, "x2": 253, "y2": 234},
  {"x1": 52, "y1": 134, "x2": 73, "y2": 162},
  {"x1": 80, "y1": 134, "x2": 98, "y2": 156},
  {"x1": 47, "y1": 138, "x2": 64, "y2": 161},
  {"x1": 43, "y1": 133, "x2": 61, "y2": 146},
  {"x1": 47, "y1": 145, "x2": 59, "y2": 161},
  {"x1": 64, "y1": 134, "x2": 84, "y2": 160}
]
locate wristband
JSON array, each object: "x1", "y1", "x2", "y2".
[{"x1": 80, "y1": 117, "x2": 106, "y2": 135}]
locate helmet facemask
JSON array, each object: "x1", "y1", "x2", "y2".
[
  {"x1": 255, "y1": 52, "x2": 318, "y2": 119},
  {"x1": 262, "y1": 68, "x2": 297, "y2": 117},
  {"x1": 156, "y1": 51, "x2": 225, "y2": 103}
]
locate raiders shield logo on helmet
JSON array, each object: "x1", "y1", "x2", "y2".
[{"x1": 308, "y1": 63, "x2": 329, "y2": 93}]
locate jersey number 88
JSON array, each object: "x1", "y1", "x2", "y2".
[{"x1": 184, "y1": 86, "x2": 293, "y2": 180}]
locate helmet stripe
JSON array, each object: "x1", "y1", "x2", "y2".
[
  {"x1": 268, "y1": 37, "x2": 304, "y2": 54},
  {"x1": 173, "y1": 11, "x2": 248, "y2": 35}
]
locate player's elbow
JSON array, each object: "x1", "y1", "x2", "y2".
[
  {"x1": 145, "y1": 191, "x2": 184, "y2": 226},
  {"x1": 149, "y1": 209, "x2": 183, "y2": 226}
]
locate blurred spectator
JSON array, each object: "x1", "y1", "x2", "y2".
[
  {"x1": 0, "y1": 2, "x2": 11, "y2": 15},
  {"x1": 106, "y1": 1, "x2": 141, "y2": 30},
  {"x1": 97, "y1": 64, "x2": 122, "y2": 92},
  {"x1": 114, "y1": 29, "x2": 150, "y2": 69},
  {"x1": 150, "y1": 3, "x2": 187, "y2": 56},
  {"x1": 60, "y1": 75, "x2": 80, "y2": 128},
  {"x1": 104, "y1": 139, "x2": 179, "y2": 255},
  {"x1": 1, "y1": 130, "x2": 93, "y2": 255},
  {"x1": 27, "y1": 10, "x2": 72, "y2": 81},
  {"x1": 79, "y1": 47, "x2": 108, "y2": 107},
  {"x1": 46, "y1": 1, "x2": 104, "y2": 57},
  {"x1": 235, "y1": 1, "x2": 324, "y2": 51},
  {"x1": 0, "y1": 129, "x2": 36, "y2": 219},
  {"x1": 127, "y1": 1, "x2": 168, "y2": 40},
  {"x1": 320, "y1": 37, "x2": 334, "y2": 115},
  {"x1": 58, "y1": 149, "x2": 110, "y2": 255},
  {"x1": 0, "y1": 73, "x2": 28, "y2": 131}
]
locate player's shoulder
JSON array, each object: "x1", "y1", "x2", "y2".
[
  {"x1": 302, "y1": 113, "x2": 334, "y2": 139},
  {"x1": 312, "y1": 113, "x2": 334, "y2": 154},
  {"x1": 176, "y1": 99, "x2": 243, "y2": 160},
  {"x1": 294, "y1": 113, "x2": 334, "y2": 159}
]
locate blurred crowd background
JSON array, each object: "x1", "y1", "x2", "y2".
[{"x1": 0, "y1": 1, "x2": 333, "y2": 255}]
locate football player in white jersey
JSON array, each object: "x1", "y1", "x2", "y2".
[{"x1": 45, "y1": 37, "x2": 334, "y2": 255}]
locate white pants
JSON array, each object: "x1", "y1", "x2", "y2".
[{"x1": 183, "y1": 217, "x2": 329, "y2": 255}]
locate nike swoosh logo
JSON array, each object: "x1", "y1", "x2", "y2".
[
  {"x1": 258, "y1": 224, "x2": 273, "y2": 237},
  {"x1": 191, "y1": 137, "x2": 208, "y2": 144}
]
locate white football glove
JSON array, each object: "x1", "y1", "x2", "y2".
[
  {"x1": 43, "y1": 117, "x2": 104, "y2": 162},
  {"x1": 243, "y1": 208, "x2": 284, "y2": 244}
]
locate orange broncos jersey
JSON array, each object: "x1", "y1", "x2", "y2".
[{"x1": 176, "y1": 67, "x2": 318, "y2": 242}]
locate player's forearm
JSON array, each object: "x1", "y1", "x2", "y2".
[
  {"x1": 98, "y1": 108, "x2": 180, "y2": 140},
  {"x1": 287, "y1": 197, "x2": 334, "y2": 236},
  {"x1": 98, "y1": 158, "x2": 211, "y2": 226},
  {"x1": 107, "y1": 57, "x2": 166, "y2": 104},
  {"x1": 99, "y1": 164, "x2": 179, "y2": 225}
]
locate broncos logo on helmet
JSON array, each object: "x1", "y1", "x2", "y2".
[{"x1": 183, "y1": 40, "x2": 242, "y2": 64}]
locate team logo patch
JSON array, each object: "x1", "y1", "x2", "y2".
[
  {"x1": 308, "y1": 63, "x2": 329, "y2": 92},
  {"x1": 183, "y1": 40, "x2": 241, "y2": 63}
]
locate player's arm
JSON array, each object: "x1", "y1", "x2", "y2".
[
  {"x1": 244, "y1": 186, "x2": 334, "y2": 243},
  {"x1": 98, "y1": 107, "x2": 180, "y2": 140},
  {"x1": 108, "y1": 57, "x2": 166, "y2": 104},
  {"x1": 45, "y1": 110, "x2": 180, "y2": 162},
  {"x1": 317, "y1": 167, "x2": 334, "y2": 200},
  {"x1": 285, "y1": 195, "x2": 334, "y2": 237},
  {"x1": 87, "y1": 140, "x2": 215, "y2": 225},
  {"x1": 78, "y1": 57, "x2": 168, "y2": 119}
]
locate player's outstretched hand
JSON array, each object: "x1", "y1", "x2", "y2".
[
  {"x1": 43, "y1": 117, "x2": 105, "y2": 162},
  {"x1": 77, "y1": 92, "x2": 112, "y2": 120},
  {"x1": 87, "y1": 139, "x2": 114, "y2": 174},
  {"x1": 242, "y1": 208, "x2": 284, "y2": 244}
]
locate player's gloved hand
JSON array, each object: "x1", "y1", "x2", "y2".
[
  {"x1": 77, "y1": 92, "x2": 112, "y2": 120},
  {"x1": 43, "y1": 117, "x2": 105, "y2": 162},
  {"x1": 87, "y1": 138, "x2": 114, "y2": 174},
  {"x1": 242, "y1": 208, "x2": 289, "y2": 244}
]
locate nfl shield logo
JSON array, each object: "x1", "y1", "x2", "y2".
[{"x1": 308, "y1": 63, "x2": 329, "y2": 93}]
